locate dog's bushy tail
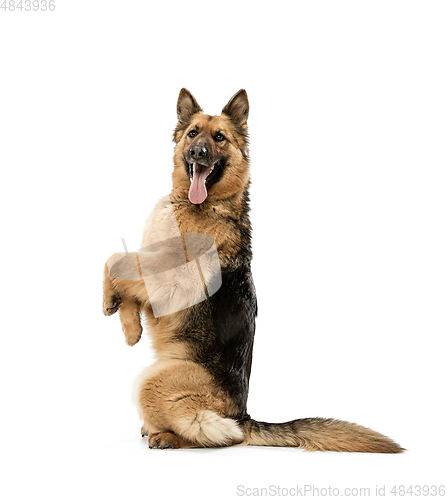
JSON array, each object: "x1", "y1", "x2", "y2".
[{"x1": 240, "y1": 417, "x2": 403, "y2": 453}]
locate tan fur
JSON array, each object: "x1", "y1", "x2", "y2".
[{"x1": 118, "y1": 296, "x2": 142, "y2": 346}]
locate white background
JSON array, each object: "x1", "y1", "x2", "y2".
[{"x1": 1, "y1": 1, "x2": 446, "y2": 498}]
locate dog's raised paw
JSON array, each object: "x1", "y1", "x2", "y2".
[
  {"x1": 121, "y1": 312, "x2": 143, "y2": 346},
  {"x1": 103, "y1": 295, "x2": 121, "y2": 316}
]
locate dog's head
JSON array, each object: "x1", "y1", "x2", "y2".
[{"x1": 172, "y1": 89, "x2": 250, "y2": 205}]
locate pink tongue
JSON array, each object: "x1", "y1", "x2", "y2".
[{"x1": 188, "y1": 164, "x2": 210, "y2": 204}]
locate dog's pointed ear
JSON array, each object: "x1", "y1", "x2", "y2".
[
  {"x1": 222, "y1": 89, "x2": 249, "y2": 127},
  {"x1": 177, "y1": 88, "x2": 202, "y2": 124}
]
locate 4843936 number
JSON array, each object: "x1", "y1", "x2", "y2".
[
  {"x1": 1, "y1": 0, "x2": 55, "y2": 11},
  {"x1": 390, "y1": 485, "x2": 445, "y2": 496}
]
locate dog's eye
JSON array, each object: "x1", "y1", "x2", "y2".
[
  {"x1": 214, "y1": 133, "x2": 225, "y2": 142},
  {"x1": 188, "y1": 130, "x2": 198, "y2": 138}
]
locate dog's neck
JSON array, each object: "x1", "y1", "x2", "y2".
[{"x1": 169, "y1": 187, "x2": 253, "y2": 265}]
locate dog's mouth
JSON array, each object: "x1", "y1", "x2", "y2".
[{"x1": 186, "y1": 159, "x2": 223, "y2": 204}]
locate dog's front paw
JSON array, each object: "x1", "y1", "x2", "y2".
[
  {"x1": 120, "y1": 305, "x2": 143, "y2": 345},
  {"x1": 122, "y1": 320, "x2": 142, "y2": 346},
  {"x1": 103, "y1": 294, "x2": 122, "y2": 316}
]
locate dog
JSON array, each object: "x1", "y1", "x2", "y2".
[{"x1": 102, "y1": 89, "x2": 403, "y2": 452}]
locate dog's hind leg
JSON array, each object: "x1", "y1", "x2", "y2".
[{"x1": 135, "y1": 360, "x2": 244, "y2": 449}]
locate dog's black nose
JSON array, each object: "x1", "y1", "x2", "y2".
[{"x1": 189, "y1": 145, "x2": 208, "y2": 159}]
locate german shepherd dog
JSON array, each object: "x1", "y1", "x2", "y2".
[{"x1": 102, "y1": 89, "x2": 403, "y2": 452}]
